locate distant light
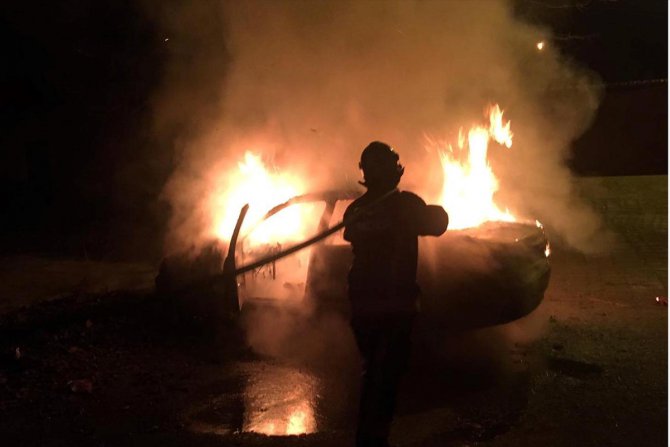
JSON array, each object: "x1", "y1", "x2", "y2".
[
  {"x1": 164, "y1": 37, "x2": 170, "y2": 42},
  {"x1": 536, "y1": 41, "x2": 545, "y2": 51}
]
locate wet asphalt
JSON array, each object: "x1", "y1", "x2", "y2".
[{"x1": 178, "y1": 175, "x2": 668, "y2": 446}]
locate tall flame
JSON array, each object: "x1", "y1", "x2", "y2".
[
  {"x1": 437, "y1": 104, "x2": 515, "y2": 229},
  {"x1": 210, "y1": 152, "x2": 314, "y2": 246},
  {"x1": 210, "y1": 104, "x2": 516, "y2": 244}
]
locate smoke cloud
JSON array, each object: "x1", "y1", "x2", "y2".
[{"x1": 149, "y1": 0, "x2": 606, "y2": 254}]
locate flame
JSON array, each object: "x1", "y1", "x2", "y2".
[
  {"x1": 488, "y1": 104, "x2": 513, "y2": 148},
  {"x1": 210, "y1": 105, "x2": 519, "y2": 244},
  {"x1": 210, "y1": 152, "x2": 314, "y2": 246},
  {"x1": 436, "y1": 104, "x2": 515, "y2": 229},
  {"x1": 535, "y1": 220, "x2": 551, "y2": 257},
  {"x1": 208, "y1": 151, "x2": 320, "y2": 303},
  {"x1": 536, "y1": 41, "x2": 545, "y2": 51}
]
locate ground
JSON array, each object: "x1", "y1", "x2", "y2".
[{"x1": 0, "y1": 175, "x2": 666, "y2": 447}]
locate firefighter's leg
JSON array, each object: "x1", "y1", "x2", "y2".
[
  {"x1": 368, "y1": 315, "x2": 414, "y2": 443},
  {"x1": 351, "y1": 316, "x2": 386, "y2": 446}
]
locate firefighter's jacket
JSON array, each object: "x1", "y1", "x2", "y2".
[{"x1": 344, "y1": 189, "x2": 448, "y2": 316}]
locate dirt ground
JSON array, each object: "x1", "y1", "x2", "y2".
[{"x1": 0, "y1": 175, "x2": 666, "y2": 447}]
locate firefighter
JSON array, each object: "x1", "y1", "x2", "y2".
[{"x1": 344, "y1": 141, "x2": 448, "y2": 447}]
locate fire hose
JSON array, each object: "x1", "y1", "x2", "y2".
[{"x1": 214, "y1": 188, "x2": 399, "y2": 315}]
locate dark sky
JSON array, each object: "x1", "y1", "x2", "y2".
[
  {"x1": 0, "y1": 0, "x2": 666, "y2": 260},
  {"x1": 513, "y1": 0, "x2": 668, "y2": 176},
  {"x1": 0, "y1": 1, "x2": 165, "y2": 259},
  {"x1": 515, "y1": 0, "x2": 667, "y2": 83}
]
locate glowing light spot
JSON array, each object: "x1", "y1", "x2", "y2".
[{"x1": 536, "y1": 41, "x2": 545, "y2": 51}]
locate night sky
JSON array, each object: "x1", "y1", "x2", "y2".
[
  {"x1": 515, "y1": 0, "x2": 667, "y2": 83},
  {"x1": 0, "y1": 0, "x2": 667, "y2": 261}
]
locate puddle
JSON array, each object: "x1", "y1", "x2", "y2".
[
  {"x1": 242, "y1": 363, "x2": 319, "y2": 435},
  {"x1": 184, "y1": 361, "x2": 322, "y2": 436}
]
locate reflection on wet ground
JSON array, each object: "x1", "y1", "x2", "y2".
[
  {"x1": 179, "y1": 294, "x2": 546, "y2": 445},
  {"x1": 184, "y1": 360, "x2": 330, "y2": 437},
  {"x1": 182, "y1": 331, "x2": 534, "y2": 445},
  {"x1": 242, "y1": 362, "x2": 318, "y2": 435}
]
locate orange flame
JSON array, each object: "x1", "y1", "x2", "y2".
[
  {"x1": 210, "y1": 104, "x2": 516, "y2": 245},
  {"x1": 210, "y1": 152, "x2": 315, "y2": 246},
  {"x1": 436, "y1": 104, "x2": 515, "y2": 229}
]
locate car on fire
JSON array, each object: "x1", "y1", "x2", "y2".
[{"x1": 157, "y1": 189, "x2": 551, "y2": 334}]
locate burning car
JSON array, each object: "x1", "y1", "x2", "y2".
[
  {"x1": 157, "y1": 189, "x2": 550, "y2": 334},
  {"x1": 156, "y1": 104, "x2": 550, "y2": 334},
  {"x1": 234, "y1": 191, "x2": 550, "y2": 330}
]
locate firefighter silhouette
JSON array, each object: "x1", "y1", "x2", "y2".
[{"x1": 344, "y1": 141, "x2": 448, "y2": 447}]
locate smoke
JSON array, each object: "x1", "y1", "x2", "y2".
[{"x1": 148, "y1": 0, "x2": 606, "y2": 255}]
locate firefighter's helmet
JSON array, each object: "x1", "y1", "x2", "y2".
[{"x1": 359, "y1": 141, "x2": 404, "y2": 189}]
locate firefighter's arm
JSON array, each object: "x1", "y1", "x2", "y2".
[
  {"x1": 405, "y1": 192, "x2": 448, "y2": 236},
  {"x1": 343, "y1": 204, "x2": 357, "y2": 242},
  {"x1": 419, "y1": 204, "x2": 449, "y2": 236}
]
